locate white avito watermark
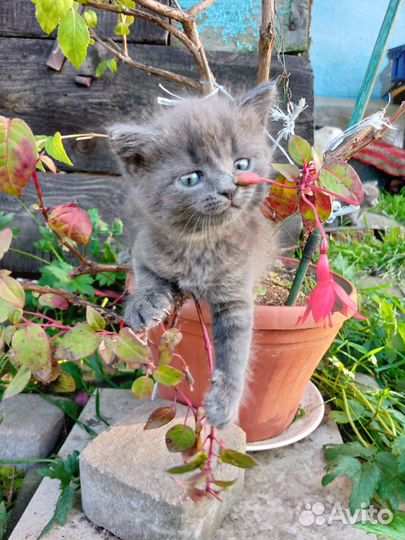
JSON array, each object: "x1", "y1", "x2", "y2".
[{"x1": 298, "y1": 502, "x2": 393, "y2": 527}]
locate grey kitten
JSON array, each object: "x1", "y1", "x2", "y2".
[
  {"x1": 109, "y1": 83, "x2": 278, "y2": 429},
  {"x1": 347, "y1": 180, "x2": 380, "y2": 226}
]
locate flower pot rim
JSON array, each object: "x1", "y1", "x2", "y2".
[{"x1": 178, "y1": 257, "x2": 357, "y2": 330}]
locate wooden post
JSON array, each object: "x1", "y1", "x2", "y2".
[{"x1": 257, "y1": 0, "x2": 276, "y2": 84}]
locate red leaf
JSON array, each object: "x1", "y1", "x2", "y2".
[
  {"x1": 300, "y1": 191, "x2": 332, "y2": 232},
  {"x1": 0, "y1": 228, "x2": 13, "y2": 260},
  {"x1": 265, "y1": 175, "x2": 299, "y2": 221},
  {"x1": 48, "y1": 203, "x2": 93, "y2": 245},
  {"x1": 0, "y1": 117, "x2": 38, "y2": 196},
  {"x1": 318, "y1": 161, "x2": 364, "y2": 204},
  {"x1": 38, "y1": 293, "x2": 69, "y2": 311}
]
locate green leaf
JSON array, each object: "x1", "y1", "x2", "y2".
[
  {"x1": 55, "y1": 324, "x2": 100, "y2": 361},
  {"x1": 393, "y1": 434, "x2": 405, "y2": 475},
  {"x1": 0, "y1": 500, "x2": 7, "y2": 540},
  {"x1": 144, "y1": 405, "x2": 176, "y2": 430},
  {"x1": 153, "y1": 365, "x2": 184, "y2": 387},
  {"x1": 271, "y1": 163, "x2": 300, "y2": 182},
  {"x1": 318, "y1": 161, "x2": 363, "y2": 204},
  {"x1": 131, "y1": 376, "x2": 154, "y2": 399},
  {"x1": 37, "y1": 452, "x2": 80, "y2": 539},
  {"x1": 0, "y1": 270, "x2": 25, "y2": 309},
  {"x1": 83, "y1": 9, "x2": 98, "y2": 29},
  {"x1": 37, "y1": 451, "x2": 80, "y2": 487},
  {"x1": 324, "y1": 442, "x2": 376, "y2": 461},
  {"x1": 374, "y1": 452, "x2": 405, "y2": 510},
  {"x1": 220, "y1": 449, "x2": 258, "y2": 469},
  {"x1": 167, "y1": 452, "x2": 208, "y2": 474},
  {"x1": 34, "y1": 0, "x2": 73, "y2": 35},
  {"x1": 44, "y1": 132, "x2": 73, "y2": 166},
  {"x1": 322, "y1": 455, "x2": 361, "y2": 487},
  {"x1": 39, "y1": 485, "x2": 76, "y2": 538},
  {"x1": 113, "y1": 328, "x2": 149, "y2": 365},
  {"x1": 52, "y1": 371, "x2": 76, "y2": 393},
  {"x1": 95, "y1": 59, "x2": 118, "y2": 78},
  {"x1": 58, "y1": 7, "x2": 90, "y2": 69},
  {"x1": 2, "y1": 365, "x2": 31, "y2": 400},
  {"x1": 355, "y1": 512, "x2": 405, "y2": 540},
  {"x1": 86, "y1": 305, "x2": 105, "y2": 332},
  {"x1": 288, "y1": 135, "x2": 312, "y2": 166},
  {"x1": 165, "y1": 424, "x2": 196, "y2": 453},
  {"x1": 212, "y1": 479, "x2": 237, "y2": 489},
  {"x1": 11, "y1": 324, "x2": 53, "y2": 383},
  {"x1": 0, "y1": 228, "x2": 12, "y2": 260},
  {"x1": 350, "y1": 461, "x2": 382, "y2": 513}
]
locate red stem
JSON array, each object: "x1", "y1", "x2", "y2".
[{"x1": 193, "y1": 298, "x2": 214, "y2": 374}]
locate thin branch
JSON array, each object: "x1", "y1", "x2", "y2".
[
  {"x1": 70, "y1": 262, "x2": 131, "y2": 278},
  {"x1": 21, "y1": 282, "x2": 124, "y2": 324},
  {"x1": 91, "y1": 30, "x2": 202, "y2": 91},
  {"x1": 182, "y1": 18, "x2": 216, "y2": 93},
  {"x1": 86, "y1": 2, "x2": 196, "y2": 51},
  {"x1": 257, "y1": 0, "x2": 276, "y2": 84},
  {"x1": 128, "y1": 0, "x2": 186, "y2": 22},
  {"x1": 189, "y1": 0, "x2": 217, "y2": 17}
]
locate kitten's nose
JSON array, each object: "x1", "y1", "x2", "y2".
[{"x1": 220, "y1": 186, "x2": 237, "y2": 201}]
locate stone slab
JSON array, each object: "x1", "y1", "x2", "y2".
[
  {"x1": 0, "y1": 394, "x2": 65, "y2": 471},
  {"x1": 9, "y1": 390, "x2": 376, "y2": 540},
  {"x1": 80, "y1": 401, "x2": 245, "y2": 540}
]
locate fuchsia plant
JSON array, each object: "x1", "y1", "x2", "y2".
[{"x1": 236, "y1": 133, "x2": 367, "y2": 325}]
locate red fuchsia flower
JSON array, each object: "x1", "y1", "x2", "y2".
[
  {"x1": 297, "y1": 249, "x2": 366, "y2": 327},
  {"x1": 48, "y1": 203, "x2": 93, "y2": 246}
]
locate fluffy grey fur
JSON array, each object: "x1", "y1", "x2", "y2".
[{"x1": 109, "y1": 83, "x2": 279, "y2": 429}]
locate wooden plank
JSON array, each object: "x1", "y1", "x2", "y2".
[
  {"x1": 0, "y1": 0, "x2": 169, "y2": 44},
  {"x1": 0, "y1": 38, "x2": 313, "y2": 175},
  {"x1": 0, "y1": 172, "x2": 131, "y2": 275}
]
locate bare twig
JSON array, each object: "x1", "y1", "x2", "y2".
[
  {"x1": 91, "y1": 30, "x2": 202, "y2": 91},
  {"x1": 86, "y1": 2, "x2": 195, "y2": 51},
  {"x1": 189, "y1": 0, "x2": 217, "y2": 17},
  {"x1": 326, "y1": 102, "x2": 405, "y2": 163},
  {"x1": 257, "y1": 0, "x2": 276, "y2": 84},
  {"x1": 21, "y1": 282, "x2": 124, "y2": 324},
  {"x1": 70, "y1": 262, "x2": 131, "y2": 278}
]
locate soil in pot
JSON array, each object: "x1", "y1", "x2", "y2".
[{"x1": 156, "y1": 258, "x2": 356, "y2": 443}]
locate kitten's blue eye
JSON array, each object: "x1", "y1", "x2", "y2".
[
  {"x1": 234, "y1": 158, "x2": 251, "y2": 171},
  {"x1": 179, "y1": 171, "x2": 203, "y2": 187}
]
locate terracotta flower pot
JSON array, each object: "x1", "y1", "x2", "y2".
[{"x1": 155, "y1": 259, "x2": 357, "y2": 442}]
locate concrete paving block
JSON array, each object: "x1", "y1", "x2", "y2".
[
  {"x1": 0, "y1": 394, "x2": 65, "y2": 471},
  {"x1": 216, "y1": 415, "x2": 376, "y2": 540},
  {"x1": 9, "y1": 390, "x2": 377, "y2": 540},
  {"x1": 80, "y1": 400, "x2": 246, "y2": 540}
]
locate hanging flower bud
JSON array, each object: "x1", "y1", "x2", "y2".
[{"x1": 48, "y1": 203, "x2": 93, "y2": 245}]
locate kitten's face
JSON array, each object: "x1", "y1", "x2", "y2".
[{"x1": 109, "y1": 83, "x2": 277, "y2": 235}]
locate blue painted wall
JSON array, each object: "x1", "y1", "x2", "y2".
[{"x1": 311, "y1": 0, "x2": 405, "y2": 99}]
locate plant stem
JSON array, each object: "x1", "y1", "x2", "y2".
[
  {"x1": 285, "y1": 229, "x2": 321, "y2": 306},
  {"x1": 8, "y1": 247, "x2": 50, "y2": 265}
]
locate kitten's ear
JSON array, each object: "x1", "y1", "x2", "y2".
[
  {"x1": 239, "y1": 81, "x2": 278, "y2": 125},
  {"x1": 108, "y1": 123, "x2": 159, "y2": 168}
]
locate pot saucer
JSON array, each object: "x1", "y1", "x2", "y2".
[{"x1": 246, "y1": 381, "x2": 324, "y2": 452}]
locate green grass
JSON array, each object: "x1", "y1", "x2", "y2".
[
  {"x1": 315, "y1": 189, "x2": 405, "y2": 527},
  {"x1": 372, "y1": 188, "x2": 405, "y2": 225}
]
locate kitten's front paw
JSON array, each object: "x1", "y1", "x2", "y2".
[
  {"x1": 204, "y1": 370, "x2": 242, "y2": 430},
  {"x1": 125, "y1": 292, "x2": 173, "y2": 332}
]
